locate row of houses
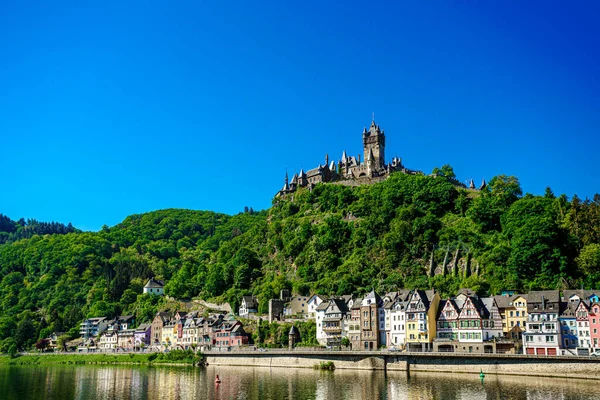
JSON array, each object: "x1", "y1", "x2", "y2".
[
  {"x1": 312, "y1": 288, "x2": 600, "y2": 355},
  {"x1": 79, "y1": 311, "x2": 249, "y2": 352}
]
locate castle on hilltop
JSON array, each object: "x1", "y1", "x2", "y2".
[
  {"x1": 278, "y1": 119, "x2": 419, "y2": 196},
  {"x1": 278, "y1": 118, "x2": 487, "y2": 196}
]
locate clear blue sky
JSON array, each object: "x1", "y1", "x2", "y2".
[{"x1": 1, "y1": 1, "x2": 598, "y2": 231}]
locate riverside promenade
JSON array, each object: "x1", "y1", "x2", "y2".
[{"x1": 203, "y1": 349, "x2": 600, "y2": 380}]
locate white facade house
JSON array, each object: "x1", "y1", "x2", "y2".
[
  {"x1": 143, "y1": 278, "x2": 165, "y2": 295},
  {"x1": 387, "y1": 300, "x2": 408, "y2": 348},
  {"x1": 315, "y1": 298, "x2": 349, "y2": 347},
  {"x1": 239, "y1": 296, "x2": 258, "y2": 318},
  {"x1": 523, "y1": 291, "x2": 561, "y2": 356}
]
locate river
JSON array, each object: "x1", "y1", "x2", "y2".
[{"x1": 0, "y1": 364, "x2": 598, "y2": 399}]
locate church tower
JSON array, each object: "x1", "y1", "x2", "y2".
[{"x1": 362, "y1": 119, "x2": 385, "y2": 170}]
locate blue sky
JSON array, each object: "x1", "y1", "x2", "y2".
[{"x1": 1, "y1": 1, "x2": 598, "y2": 231}]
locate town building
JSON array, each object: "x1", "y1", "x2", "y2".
[
  {"x1": 589, "y1": 302, "x2": 600, "y2": 350},
  {"x1": 80, "y1": 317, "x2": 108, "y2": 340},
  {"x1": 405, "y1": 289, "x2": 440, "y2": 352},
  {"x1": 348, "y1": 297, "x2": 362, "y2": 350},
  {"x1": 151, "y1": 312, "x2": 171, "y2": 348},
  {"x1": 316, "y1": 298, "x2": 350, "y2": 347},
  {"x1": 239, "y1": 296, "x2": 258, "y2": 318},
  {"x1": 523, "y1": 290, "x2": 561, "y2": 356},
  {"x1": 359, "y1": 291, "x2": 383, "y2": 350},
  {"x1": 434, "y1": 293, "x2": 502, "y2": 353},
  {"x1": 559, "y1": 301, "x2": 579, "y2": 353},
  {"x1": 134, "y1": 324, "x2": 151, "y2": 349},
  {"x1": 213, "y1": 321, "x2": 249, "y2": 349},
  {"x1": 285, "y1": 295, "x2": 310, "y2": 317},
  {"x1": 307, "y1": 295, "x2": 327, "y2": 318},
  {"x1": 576, "y1": 301, "x2": 592, "y2": 352},
  {"x1": 383, "y1": 291, "x2": 411, "y2": 349}
]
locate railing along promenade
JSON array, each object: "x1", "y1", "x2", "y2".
[{"x1": 18, "y1": 347, "x2": 600, "y2": 362}]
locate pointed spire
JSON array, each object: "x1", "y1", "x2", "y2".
[
  {"x1": 479, "y1": 178, "x2": 487, "y2": 190},
  {"x1": 341, "y1": 150, "x2": 347, "y2": 162},
  {"x1": 469, "y1": 178, "x2": 475, "y2": 189},
  {"x1": 282, "y1": 169, "x2": 290, "y2": 191}
]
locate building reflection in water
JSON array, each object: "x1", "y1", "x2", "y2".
[{"x1": 2, "y1": 364, "x2": 600, "y2": 400}]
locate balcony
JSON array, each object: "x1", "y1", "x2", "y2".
[{"x1": 323, "y1": 325, "x2": 342, "y2": 333}]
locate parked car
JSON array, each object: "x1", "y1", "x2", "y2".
[{"x1": 590, "y1": 350, "x2": 600, "y2": 357}]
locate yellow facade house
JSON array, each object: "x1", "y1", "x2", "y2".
[
  {"x1": 494, "y1": 294, "x2": 528, "y2": 341},
  {"x1": 405, "y1": 289, "x2": 440, "y2": 351}
]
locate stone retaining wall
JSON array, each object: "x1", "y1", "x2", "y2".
[{"x1": 205, "y1": 352, "x2": 600, "y2": 380}]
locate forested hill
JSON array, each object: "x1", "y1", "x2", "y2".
[{"x1": 1, "y1": 171, "x2": 600, "y2": 351}]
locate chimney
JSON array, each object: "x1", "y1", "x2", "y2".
[{"x1": 541, "y1": 295, "x2": 545, "y2": 310}]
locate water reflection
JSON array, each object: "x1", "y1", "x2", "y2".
[{"x1": 0, "y1": 364, "x2": 598, "y2": 400}]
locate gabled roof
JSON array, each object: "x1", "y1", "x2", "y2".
[
  {"x1": 362, "y1": 290, "x2": 382, "y2": 306},
  {"x1": 560, "y1": 301, "x2": 579, "y2": 317},
  {"x1": 308, "y1": 294, "x2": 326, "y2": 304},
  {"x1": 144, "y1": 278, "x2": 164, "y2": 289},
  {"x1": 340, "y1": 294, "x2": 353, "y2": 304},
  {"x1": 493, "y1": 295, "x2": 511, "y2": 310},
  {"x1": 351, "y1": 298, "x2": 363, "y2": 309},
  {"x1": 328, "y1": 298, "x2": 349, "y2": 314},
  {"x1": 411, "y1": 289, "x2": 434, "y2": 309},
  {"x1": 242, "y1": 296, "x2": 258, "y2": 309},
  {"x1": 480, "y1": 297, "x2": 497, "y2": 319},
  {"x1": 155, "y1": 312, "x2": 171, "y2": 323}
]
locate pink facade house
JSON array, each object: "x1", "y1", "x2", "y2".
[{"x1": 589, "y1": 303, "x2": 600, "y2": 350}]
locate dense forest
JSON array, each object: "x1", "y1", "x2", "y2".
[
  {"x1": 0, "y1": 215, "x2": 77, "y2": 244},
  {"x1": 0, "y1": 168, "x2": 599, "y2": 351}
]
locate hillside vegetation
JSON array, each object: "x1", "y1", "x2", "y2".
[{"x1": 0, "y1": 171, "x2": 599, "y2": 351}]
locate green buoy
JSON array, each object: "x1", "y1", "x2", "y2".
[{"x1": 479, "y1": 369, "x2": 485, "y2": 384}]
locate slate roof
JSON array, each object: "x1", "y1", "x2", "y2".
[
  {"x1": 144, "y1": 278, "x2": 164, "y2": 289},
  {"x1": 135, "y1": 323, "x2": 151, "y2": 333},
  {"x1": 528, "y1": 290, "x2": 560, "y2": 304},
  {"x1": 242, "y1": 296, "x2": 258, "y2": 309},
  {"x1": 493, "y1": 295, "x2": 511, "y2": 310},
  {"x1": 560, "y1": 301, "x2": 579, "y2": 318},
  {"x1": 563, "y1": 290, "x2": 599, "y2": 302},
  {"x1": 480, "y1": 297, "x2": 497, "y2": 319}
]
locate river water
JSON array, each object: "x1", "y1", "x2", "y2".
[{"x1": 0, "y1": 364, "x2": 598, "y2": 400}]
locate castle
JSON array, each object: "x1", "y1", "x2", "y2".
[
  {"x1": 278, "y1": 119, "x2": 418, "y2": 196},
  {"x1": 278, "y1": 119, "x2": 486, "y2": 196}
]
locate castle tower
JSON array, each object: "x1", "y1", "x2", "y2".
[{"x1": 363, "y1": 119, "x2": 385, "y2": 170}]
